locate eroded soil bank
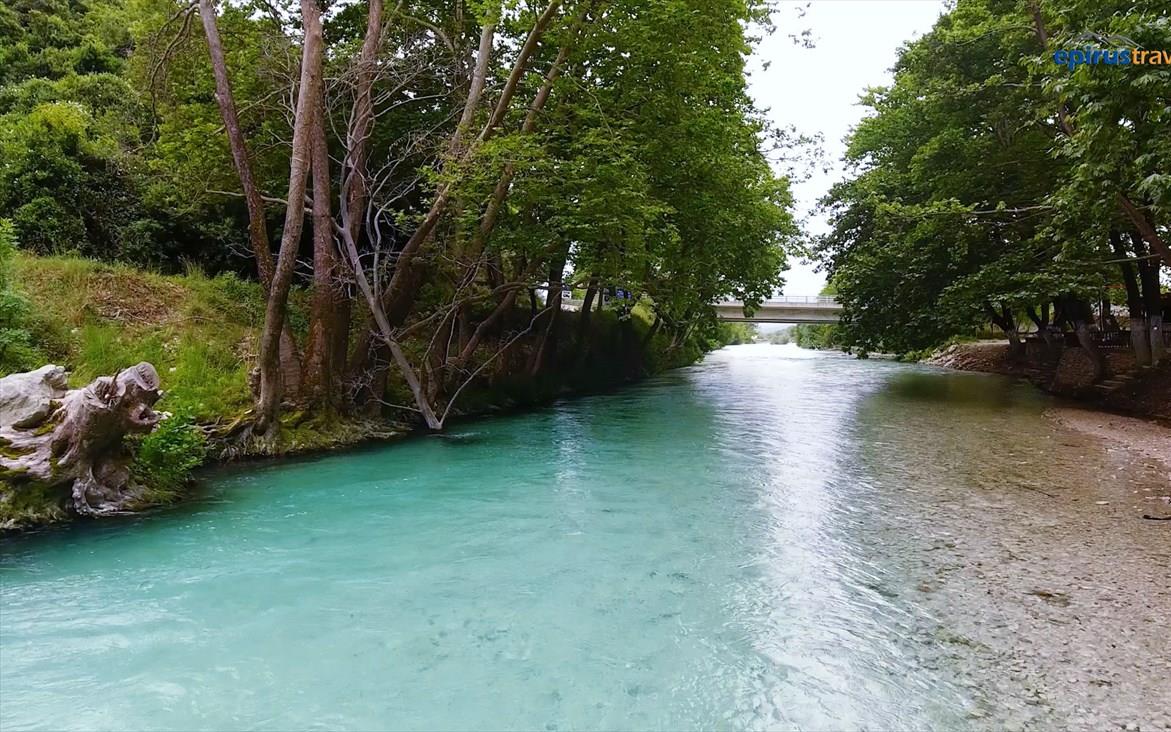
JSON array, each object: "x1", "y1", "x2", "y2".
[{"x1": 928, "y1": 340, "x2": 1171, "y2": 423}]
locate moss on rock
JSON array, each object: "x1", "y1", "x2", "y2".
[{"x1": 0, "y1": 478, "x2": 70, "y2": 530}]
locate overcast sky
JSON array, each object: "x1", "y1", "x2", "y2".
[{"x1": 747, "y1": 0, "x2": 947, "y2": 296}]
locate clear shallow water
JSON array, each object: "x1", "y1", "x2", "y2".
[{"x1": 3, "y1": 344, "x2": 1169, "y2": 731}]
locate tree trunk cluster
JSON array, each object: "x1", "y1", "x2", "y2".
[
  {"x1": 197, "y1": 0, "x2": 592, "y2": 434},
  {"x1": 1110, "y1": 230, "x2": 1166, "y2": 368}
]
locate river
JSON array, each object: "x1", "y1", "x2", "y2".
[{"x1": 2, "y1": 344, "x2": 1169, "y2": 731}]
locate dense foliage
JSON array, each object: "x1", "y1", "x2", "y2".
[
  {"x1": 1, "y1": 0, "x2": 797, "y2": 433},
  {"x1": 817, "y1": 0, "x2": 1169, "y2": 364},
  {"x1": 0, "y1": 220, "x2": 39, "y2": 372},
  {"x1": 131, "y1": 409, "x2": 208, "y2": 495}
]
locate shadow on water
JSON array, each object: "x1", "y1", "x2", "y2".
[
  {"x1": 1, "y1": 364, "x2": 706, "y2": 558},
  {"x1": 0, "y1": 479, "x2": 229, "y2": 563},
  {"x1": 881, "y1": 368, "x2": 1041, "y2": 409}
]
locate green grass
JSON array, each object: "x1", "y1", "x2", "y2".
[{"x1": 8, "y1": 254, "x2": 277, "y2": 422}]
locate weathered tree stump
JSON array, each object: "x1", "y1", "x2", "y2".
[{"x1": 1, "y1": 362, "x2": 163, "y2": 521}]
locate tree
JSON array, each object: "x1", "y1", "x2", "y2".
[
  {"x1": 5, "y1": 0, "x2": 797, "y2": 433},
  {"x1": 818, "y1": 0, "x2": 1166, "y2": 371}
]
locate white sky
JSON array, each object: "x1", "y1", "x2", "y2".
[{"x1": 748, "y1": 0, "x2": 947, "y2": 296}]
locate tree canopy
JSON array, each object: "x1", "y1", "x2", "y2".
[
  {"x1": 817, "y1": 0, "x2": 1168, "y2": 364},
  {"x1": 1, "y1": 0, "x2": 798, "y2": 430}
]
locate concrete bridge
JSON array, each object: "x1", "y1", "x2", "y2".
[
  {"x1": 560, "y1": 294, "x2": 843, "y2": 324},
  {"x1": 714, "y1": 296, "x2": 842, "y2": 324}
]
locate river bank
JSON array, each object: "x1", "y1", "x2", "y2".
[
  {"x1": 927, "y1": 340, "x2": 1171, "y2": 424},
  {"x1": 1047, "y1": 407, "x2": 1171, "y2": 485},
  {"x1": 0, "y1": 255, "x2": 745, "y2": 530}
]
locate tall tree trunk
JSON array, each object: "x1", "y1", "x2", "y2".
[
  {"x1": 1119, "y1": 194, "x2": 1171, "y2": 268},
  {"x1": 331, "y1": 295, "x2": 351, "y2": 390},
  {"x1": 197, "y1": 0, "x2": 274, "y2": 286},
  {"x1": 199, "y1": 0, "x2": 302, "y2": 398},
  {"x1": 1062, "y1": 296, "x2": 1106, "y2": 382},
  {"x1": 529, "y1": 254, "x2": 567, "y2": 376},
  {"x1": 469, "y1": 4, "x2": 586, "y2": 259},
  {"x1": 1151, "y1": 313, "x2": 1166, "y2": 366},
  {"x1": 254, "y1": 0, "x2": 323, "y2": 432},
  {"x1": 339, "y1": 1, "x2": 565, "y2": 429},
  {"x1": 572, "y1": 276, "x2": 599, "y2": 364},
  {"x1": 1134, "y1": 235, "x2": 1165, "y2": 365},
  {"x1": 387, "y1": 339, "x2": 442, "y2": 430},
  {"x1": 452, "y1": 288, "x2": 521, "y2": 368},
  {"x1": 338, "y1": 223, "x2": 442, "y2": 429},
  {"x1": 1005, "y1": 323, "x2": 1024, "y2": 360},
  {"x1": 377, "y1": 21, "x2": 496, "y2": 321},
  {"x1": 985, "y1": 302, "x2": 1023, "y2": 360},
  {"x1": 477, "y1": 0, "x2": 566, "y2": 144},
  {"x1": 340, "y1": 0, "x2": 382, "y2": 244},
  {"x1": 1073, "y1": 320, "x2": 1105, "y2": 382},
  {"x1": 1130, "y1": 313, "x2": 1153, "y2": 367},
  {"x1": 346, "y1": 325, "x2": 388, "y2": 416},
  {"x1": 577, "y1": 277, "x2": 598, "y2": 341},
  {"x1": 1026, "y1": 304, "x2": 1058, "y2": 357},
  {"x1": 380, "y1": 0, "x2": 562, "y2": 323},
  {"x1": 1111, "y1": 230, "x2": 1151, "y2": 367},
  {"x1": 452, "y1": 21, "x2": 497, "y2": 152},
  {"x1": 330, "y1": 0, "x2": 383, "y2": 399},
  {"x1": 302, "y1": 88, "x2": 338, "y2": 407}
]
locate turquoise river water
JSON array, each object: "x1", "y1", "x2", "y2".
[{"x1": 2, "y1": 344, "x2": 1170, "y2": 731}]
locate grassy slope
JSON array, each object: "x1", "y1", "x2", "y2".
[{"x1": 12, "y1": 254, "x2": 271, "y2": 423}]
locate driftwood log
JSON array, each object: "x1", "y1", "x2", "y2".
[{"x1": 0, "y1": 362, "x2": 163, "y2": 518}]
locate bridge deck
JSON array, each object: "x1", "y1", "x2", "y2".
[
  {"x1": 558, "y1": 296, "x2": 843, "y2": 324},
  {"x1": 715, "y1": 297, "x2": 842, "y2": 324}
]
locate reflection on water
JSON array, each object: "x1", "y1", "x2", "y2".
[{"x1": 2, "y1": 343, "x2": 1168, "y2": 731}]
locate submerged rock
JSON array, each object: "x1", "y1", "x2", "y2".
[{"x1": 0, "y1": 362, "x2": 163, "y2": 528}]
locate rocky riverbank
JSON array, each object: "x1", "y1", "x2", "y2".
[{"x1": 1047, "y1": 408, "x2": 1171, "y2": 484}]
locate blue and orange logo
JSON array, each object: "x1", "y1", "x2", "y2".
[{"x1": 1053, "y1": 33, "x2": 1169, "y2": 70}]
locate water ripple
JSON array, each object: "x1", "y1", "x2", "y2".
[{"x1": 3, "y1": 344, "x2": 1168, "y2": 730}]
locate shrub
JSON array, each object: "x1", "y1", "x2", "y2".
[
  {"x1": 0, "y1": 219, "x2": 41, "y2": 373},
  {"x1": 714, "y1": 321, "x2": 756, "y2": 346},
  {"x1": 131, "y1": 411, "x2": 207, "y2": 496}
]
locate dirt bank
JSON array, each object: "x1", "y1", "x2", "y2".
[
  {"x1": 927, "y1": 340, "x2": 1029, "y2": 374},
  {"x1": 928, "y1": 341, "x2": 1171, "y2": 422}
]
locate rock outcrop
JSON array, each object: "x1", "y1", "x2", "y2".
[
  {"x1": 1, "y1": 362, "x2": 163, "y2": 525},
  {"x1": 0, "y1": 364, "x2": 69, "y2": 429}
]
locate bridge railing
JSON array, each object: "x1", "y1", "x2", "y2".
[
  {"x1": 719, "y1": 296, "x2": 840, "y2": 307},
  {"x1": 764, "y1": 296, "x2": 838, "y2": 305},
  {"x1": 563, "y1": 296, "x2": 842, "y2": 312}
]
